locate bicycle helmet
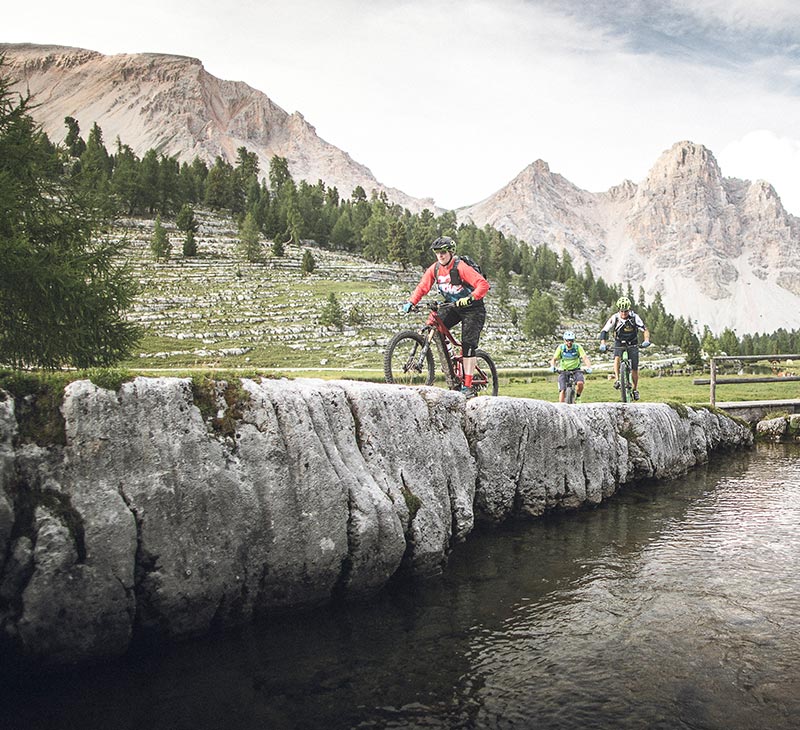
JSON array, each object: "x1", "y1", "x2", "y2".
[
  {"x1": 563, "y1": 330, "x2": 575, "y2": 341},
  {"x1": 616, "y1": 296, "x2": 632, "y2": 311},
  {"x1": 430, "y1": 236, "x2": 456, "y2": 252}
]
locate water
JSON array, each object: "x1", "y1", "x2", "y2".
[{"x1": 5, "y1": 444, "x2": 800, "y2": 730}]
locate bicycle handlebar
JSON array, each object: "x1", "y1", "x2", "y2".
[{"x1": 404, "y1": 300, "x2": 455, "y2": 314}]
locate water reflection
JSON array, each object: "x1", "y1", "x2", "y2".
[{"x1": 4, "y1": 444, "x2": 799, "y2": 730}]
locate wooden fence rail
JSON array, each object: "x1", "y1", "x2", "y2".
[{"x1": 693, "y1": 354, "x2": 800, "y2": 406}]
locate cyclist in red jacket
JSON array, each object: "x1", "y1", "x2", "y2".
[{"x1": 402, "y1": 236, "x2": 490, "y2": 398}]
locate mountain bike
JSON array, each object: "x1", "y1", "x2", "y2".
[
  {"x1": 384, "y1": 301, "x2": 499, "y2": 396},
  {"x1": 617, "y1": 343, "x2": 637, "y2": 403},
  {"x1": 556, "y1": 368, "x2": 583, "y2": 404}
]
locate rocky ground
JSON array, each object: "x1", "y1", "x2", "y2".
[{"x1": 117, "y1": 210, "x2": 620, "y2": 373}]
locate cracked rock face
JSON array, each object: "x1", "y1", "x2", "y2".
[{"x1": 0, "y1": 378, "x2": 751, "y2": 669}]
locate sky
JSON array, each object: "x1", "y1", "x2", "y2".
[{"x1": 5, "y1": 0, "x2": 800, "y2": 214}]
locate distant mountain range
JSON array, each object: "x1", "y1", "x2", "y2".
[
  {"x1": 3, "y1": 42, "x2": 799, "y2": 335},
  {"x1": 458, "y1": 144, "x2": 800, "y2": 335}
]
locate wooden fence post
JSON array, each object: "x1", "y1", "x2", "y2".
[{"x1": 710, "y1": 358, "x2": 717, "y2": 406}]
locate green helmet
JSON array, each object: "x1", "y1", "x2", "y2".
[
  {"x1": 616, "y1": 296, "x2": 632, "y2": 311},
  {"x1": 430, "y1": 236, "x2": 456, "y2": 252}
]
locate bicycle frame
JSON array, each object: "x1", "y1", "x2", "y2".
[
  {"x1": 616, "y1": 343, "x2": 637, "y2": 403},
  {"x1": 420, "y1": 304, "x2": 463, "y2": 389}
]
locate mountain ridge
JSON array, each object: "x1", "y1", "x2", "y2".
[
  {"x1": 3, "y1": 43, "x2": 799, "y2": 335},
  {"x1": 459, "y1": 141, "x2": 800, "y2": 334},
  {"x1": 1, "y1": 42, "x2": 438, "y2": 214}
]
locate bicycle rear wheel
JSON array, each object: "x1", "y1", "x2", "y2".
[
  {"x1": 620, "y1": 362, "x2": 630, "y2": 403},
  {"x1": 472, "y1": 350, "x2": 499, "y2": 396},
  {"x1": 384, "y1": 331, "x2": 435, "y2": 386}
]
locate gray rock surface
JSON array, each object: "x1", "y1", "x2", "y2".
[{"x1": 0, "y1": 378, "x2": 752, "y2": 668}]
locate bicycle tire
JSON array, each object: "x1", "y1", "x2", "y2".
[
  {"x1": 384, "y1": 331, "x2": 435, "y2": 386},
  {"x1": 564, "y1": 377, "x2": 576, "y2": 404},
  {"x1": 472, "y1": 349, "x2": 499, "y2": 396},
  {"x1": 620, "y1": 361, "x2": 630, "y2": 403}
]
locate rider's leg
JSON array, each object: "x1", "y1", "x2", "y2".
[
  {"x1": 630, "y1": 348, "x2": 640, "y2": 391},
  {"x1": 462, "y1": 356, "x2": 476, "y2": 387},
  {"x1": 613, "y1": 356, "x2": 621, "y2": 381},
  {"x1": 460, "y1": 308, "x2": 486, "y2": 389}
]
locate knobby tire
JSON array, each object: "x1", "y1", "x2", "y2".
[
  {"x1": 620, "y1": 361, "x2": 630, "y2": 403},
  {"x1": 565, "y1": 377, "x2": 576, "y2": 404},
  {"x1": 384, "y1": 331, "x2": 435, "y2": 386},
  {"x1": 473, "y1": 349, "x2": 499, "y2": 396}
]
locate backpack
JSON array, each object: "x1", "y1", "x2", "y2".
[
  {"x1": 613, "y1": 310, "x2": 641, "y2": 342},
  {"x1": 435, "y1": 255, "x2": 484, "y2": 286}
]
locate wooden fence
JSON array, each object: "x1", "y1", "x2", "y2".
[{"x1": 693, "y1": 354, "x2": 800, "y2": 406}]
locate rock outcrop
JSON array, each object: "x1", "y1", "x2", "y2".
[{"x1": 0, "y1": 377, "x2": 751, "y2": 670}]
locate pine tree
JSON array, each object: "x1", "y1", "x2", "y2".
[
  {"x1": 182, "y1": 230, "x2": 197, "y2": 257},
  {"x1": 523, "y1": 291, "x2": 559, "y2": 338},
  {"x1": 63, "y1": 116, "x2": 86, "y2": 158},
  {"x1": 237, "y1": 211, "x2": 262, "y2": 262},
  {"x1": 301, "y1": 249, "x2": 316, "y2": 276},
  {"x1": 176, "y1": 203, "x2": 199, "y2": 256},
  {"x1": 564, "y1": 277, "x2": 585, "y2": 317},
  {"x1": 320, "y1": 292, "x2": 344, "y2": 330},
  {"x1": 150, "y1": 215, "x2": 171, "y2": 260},
  {"x1": 1, "y1": 66, "x2": 141, "y2": 368}
]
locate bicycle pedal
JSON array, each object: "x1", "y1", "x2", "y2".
[{"x1": 613, "y1": 380, "x2": 621, "y2": 390}]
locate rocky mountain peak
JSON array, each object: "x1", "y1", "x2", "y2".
[
  {"x1": 461, "y1": 140, "x2": 800, "y2": 333},
  {"x1": 528, "y1": 159, "x2": 551, "y2": 175}
]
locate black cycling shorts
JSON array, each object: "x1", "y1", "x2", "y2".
[
  {"x1": 614, "y1": 342, "x2": 639, "y2": 369},
  {"x1": 442, "y1": 301, "x2": 486, "y2": 356}
]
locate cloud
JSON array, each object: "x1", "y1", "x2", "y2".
[{"x1": 718, "y1": 130, "x2": 800, "y2": 213}]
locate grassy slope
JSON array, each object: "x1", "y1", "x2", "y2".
[{"x1": 112, "y1": 210, "x2": 797, "y2": 405}]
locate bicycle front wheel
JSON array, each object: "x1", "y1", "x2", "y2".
[
  {"x1": 564, "y1": 379, "x2": 576, "y2": 404},
  {"x1": 472, "y1": 349, "x2": 499, "y2": 396},
  {"x1": 620, "y1": 362, "x2": 630, "y2": 403},
  {"x1": 384, "y1": 331, "x2": 435, "y2": 386}
]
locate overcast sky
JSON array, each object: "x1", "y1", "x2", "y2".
[{"x1": 6, "y1": 0, "x2": 800, "y2": 214}]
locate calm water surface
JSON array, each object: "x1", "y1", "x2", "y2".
[{"x1": 5, "y1": 443, "x2": 800, "y2": 729}]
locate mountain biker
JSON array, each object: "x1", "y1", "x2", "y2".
[
  {"x1": 402, "y1": 236, "x2": 490, "y2": 398},
  {"x1": 599, "y1": 296, "x2": 651, "y2": 401},
  {"x1": 550, "y1": 330, "x2": 592, "y2": 402}
]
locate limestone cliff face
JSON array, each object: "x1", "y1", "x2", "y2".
[
  {"x1": 461, "y1": 142, "x2": 800, "y2": 334},
  {"x1": 0, "y1": 43, "x2": 437, "y2": 213},
  {"x1": 0, "y1": 378, "x2": 751, "y2": 670}
]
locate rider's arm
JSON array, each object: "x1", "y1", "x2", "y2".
[
  {"x1": 599, "y1": 314, "x2": 615, "y2": 345},
  {"x1": 551, "y1": 347, "x2": 561, "y2": 367},
  {"x1": 458, "y1": 262, "x2": 490, "y2": 300},
  {"x1": 579, "y1": 345, "x2": 591, "y2": 368},
  {"x1": 633, "y1": 313, "x2": 650, "y2": 343},
  {"x1": 408, "y1": 264, "x2": 437, "y2": 305}
]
